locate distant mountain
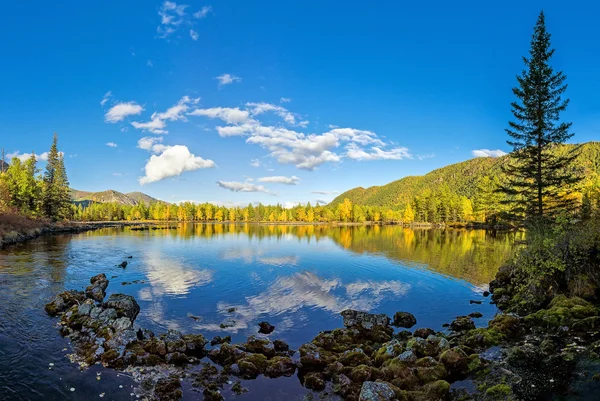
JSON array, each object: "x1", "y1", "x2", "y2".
[
  {"x1": 330, "y1": 142, "x2": 600, "y2": 208},
  {"x1": 126, "y1": 192, "x2": 161, "y2": 206},
  {"x1": 71, "y1": 189, "x2": 164, "y2": 206}
]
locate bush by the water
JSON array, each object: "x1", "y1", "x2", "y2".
[{"x1": 491, "y1": 216, "x2": 600, "y2": 314}]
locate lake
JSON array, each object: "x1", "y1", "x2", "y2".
[{"x1": 0, "y1": 224, "x2": 521, "y2": 400}]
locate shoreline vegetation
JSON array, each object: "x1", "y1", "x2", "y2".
[{"x1": 0, "y1": 214, "x2": 515, "y2": 249}]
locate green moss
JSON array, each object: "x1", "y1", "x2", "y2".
[
  {"x1": 349, "y1": 364, "x2": 378, "y2": 382},
  {"x1": 423, "y1": 380, "x2": 450, "y2": 398},
  {"x1": 486, "y1": 383, "x2": 512, "y2": 397},
  {"x1": 380, "y1": 359, "x2": 420, "y2": 390},
  {"x1": 339, "y1": 350, "x2": 371, "y2": 367},
  {"x1": 303, "y1": 372, "x2": 326, "y2": 391},
  {"x1": 461, "y1": 328, "x2": 504, "y2": 349},
  {"x1": 488, "y1": 315, "x2": 521, "y2": 338}
]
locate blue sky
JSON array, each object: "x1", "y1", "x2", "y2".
[{"x1": 1, "y1": 0, "x2": 599, "y2": 206}]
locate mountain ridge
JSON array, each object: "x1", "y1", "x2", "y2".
[
  {"x1": 71, "y1": 189, "x2": 165, "y2": 206},
  {"x1": 330, "y1": 142, "x2": 600, "y2": 208}
]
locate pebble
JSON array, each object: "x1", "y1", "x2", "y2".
[
  {"x1": 119, "y1": 385, "x2": 123, "y2": 388},
  {"x1": 70, "y1": 388, "x2": 75, "y2": 392},
  {"x1": 99, "y1": 393, "x2": 105, "y2": 398},
  {"x1": 49, "y1": 363, "x2": 54, "y2": 367},
  {"x1": 549, "y1": 379, "x2": 555, "y2": 383}
]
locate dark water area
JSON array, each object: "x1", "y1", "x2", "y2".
[{"x1": 0, "y1": 224, "x2": 522, "y2": 400}]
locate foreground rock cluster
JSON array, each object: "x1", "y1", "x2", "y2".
[{"x1": 45, "y1": 272, "x2": 600, "y2": 400}]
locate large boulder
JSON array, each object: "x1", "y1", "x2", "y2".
[
  {"x1": 359, "y1": 381, "x2": 396, "y2": 401},
  {"x1": 341, "y1": 310, "x2": 390, "y2": 330},
  {"x1": 104, "y1": 293, "x2": 140, "y2": 320}
]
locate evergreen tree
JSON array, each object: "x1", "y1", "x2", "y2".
[
  {"x1": 42, "y1": 133, "x2": 71, "y2": 219},
  {"x1": 502, "y1": 11, "x2": 580, "y2": 221}
]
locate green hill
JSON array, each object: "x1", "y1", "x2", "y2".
[{"x1": 331, "y1": 142, "x2": 600, "y2": 208}]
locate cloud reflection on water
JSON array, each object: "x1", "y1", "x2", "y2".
[
  {"x1": 139, "y1": 252, "x2": 214, "y2": 297},
  {"x1": 195, "y1": 271, "x2": 409, "y2": 333}
]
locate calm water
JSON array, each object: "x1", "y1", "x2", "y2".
[{"x1": 0, "y1": 224, "x2": 520, "y2": 400}]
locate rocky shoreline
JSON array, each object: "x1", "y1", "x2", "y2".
[
  {"x1": 44, "y1": 271, "x2": 600, "y2": 401},
  {"x1": 0, "y1": 221, "x2": 159, "y2": 248}
]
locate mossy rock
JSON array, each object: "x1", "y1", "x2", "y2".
[
  {"x1": 349, "y1": 364, "x2": 380, "y2": 382},
  {"x1": 423, "y1": 380, "x2": 450, "y2": 399},
  {"x1": 101, "y1": 349, "x2": 120, "y2": 366},
  {"x1": 415, "y1": 357, "x2": 447, "y2": 384},
  {"x1": 486, "y1": 383, "x2": 512, "y2": 399},
  {"x1": 339, "y1": 349, "x2": 371, "y2": 367},
  {"x1": 154, "y1": 377, "x2": 183, "y2": 401},
  {"x1": 439, "y1": 348, "x2": 469, "y2": 378},
  {"x1": 144, "y1": 338, "x2": 167, "y2": 356},
  {"x1": 265, "y1": 356, "x2": 296, "y2": 378},
  {"x1": 237, "y1": 353, "x2": 268, "y2": 379},
  {"x1": 373, "y1": 340, "x2": 404, "y2": 366},
  {"x1": 460, "y1": 328, "x2": 504, "y2": 349},
  {"x1": 488, "y1": 315, "x2": 521, "y2": 338},
  {"x1": 380, "y1": 359, "x2": 420, "y2": 390},
  {"x1": 303, "y1": 372, "x2": 326, "y2": 391}
]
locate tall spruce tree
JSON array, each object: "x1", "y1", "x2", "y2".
[
  {"x1": 42, "y1": 133, "x2": 71, "y2": 219},
  {"x1": 502, "y1": 11, "x2": 579, "y2": 221}
]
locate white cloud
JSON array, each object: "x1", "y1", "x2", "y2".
[
  {"x1": 346, "y1": 144, "x2": 412, "y2": 161},
  {"x1": 7, "y1": 151, "x2": 54, "y2": 162},
  {"x1": 113, "y1": 173, "x2": 122, "y2": 176},
  {"x1": 216, "y1": 74, "x2": 241, "y2": 86},
  {"x1": 283, "y1": 201, "x2": 300, "y2": 209},
  {"x1": 157, "y1": 2, "x2": 211, "y2": 40},
  {"x1": 250, "y1": 159, "x2": 261, "y2": 167},
  {"x1": 139, "y1": 145, "x2": 215, "y2": 185},
  {"x1": 193, "y1": 5, "x2": 212, "y2": 18},
  {"x1": 189, "y1": 107, "x2": 249, "y2": 124},
  {"x1": 246, "y1": 102, "x2": 298, "y2": 125},
  {"x1": 472, "y1": 149, "x2": 507, "y2": 158},
  {"x1": 311, "y1": 190, "x2": 339, "y2": 195},
  {"x1": 131, "y1": 96, "x2": 199, "y2": 134},
  {"x1": 147, "y1": 60, "x2": 154, "y2": 67},
  {"x1": 326, "y1": 128, "x2": 384, "y2": 146},
  {"x1": 131, "y1": 117, "x2": 167, "y2": 134},
  {"x1": 100, "y1": 91, "x2": 112, "y2": 106},
  {"x1": 217, "y1": 181, "x2": 273, "y2": 194},
  {"x1": 258, "y1": 175, "x2": 299, "y2": 185},
  {"x1": 105, "y1": 102, "x2": 144, "y2": 123},
  {"x1": 157, "y1": 1, "x2": 187, "y2": 38},
  {"x1": 137, "y1": 136, "x2": 167, "y2": 153},
  {"x1": 280, "y1": 97, "x2": 291, "y2": 103},
  {"x1": 105, "y1": 142, "x2": 118, "y2": 148}
]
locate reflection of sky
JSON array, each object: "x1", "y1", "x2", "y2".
[
  {"x1": 140, "y1": 251, "x2": 213, "y2": 297},
  {"x1": 46, "y1": 226, "x2": 501, "y2": 346},
  {"x1": 194, "y1": 271, "x2": 409, "y2": 333}
]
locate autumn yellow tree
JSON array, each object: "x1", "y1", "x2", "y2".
[
  {"x1": 403, "y1": 203, "x2": 415, "y2": 223},
  {"x1": 338, "y1": 198, "x2": 352, "y2": 222}
]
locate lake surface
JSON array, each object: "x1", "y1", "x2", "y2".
[{"x1": 0, "y1": 224, "x2": 521, "y2": 400}]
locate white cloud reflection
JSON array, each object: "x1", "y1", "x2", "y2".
[{"x1": 195, "y1": 271, "x2": 410, "y2": 333}]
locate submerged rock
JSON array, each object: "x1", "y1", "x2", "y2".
[{"x1": 392, "y1": 311, "x2": 417, "y2": 328}]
